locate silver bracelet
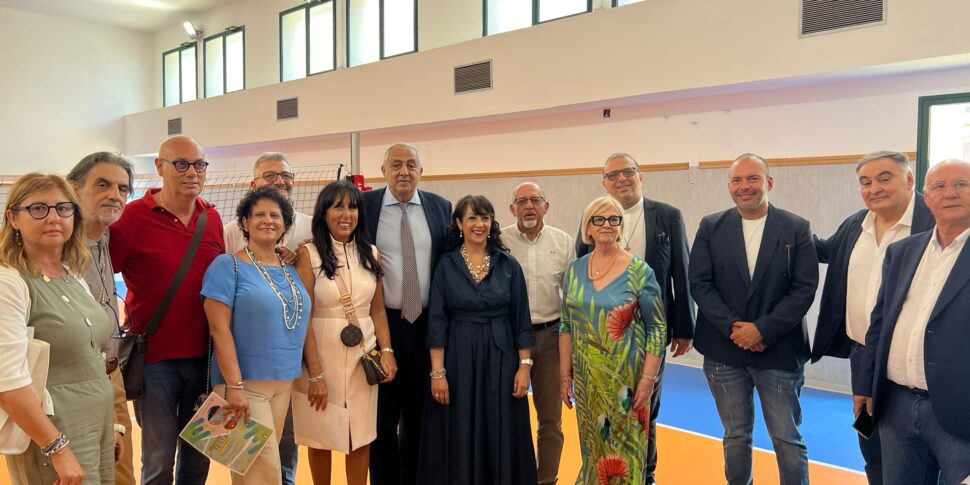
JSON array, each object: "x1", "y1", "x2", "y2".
[
  {"x1": 381, "y1": 347, "x2": 394, "y2": 354},
  {"x1": 308, "y1": 371, "x2": 327, "y2": 383},
  {"x1": 429, "y1": 368, "x2": 447, "y2": 379}
]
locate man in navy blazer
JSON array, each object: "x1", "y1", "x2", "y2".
[
  {"x1": 689, "y1": 154, "x2": 818, "y2": 485},
  {"x1": 854, "y1": 159, "x2": 970, "y2": 485},
  {"x1": 362, "y1": 143, "x2": 452, "y2": 485},
  {"x1": 812, "y1": 151, "x2": 934, "y2": 485},
  {"x1": 576, "y1": 152, "x2": 695, "y2": 485}
]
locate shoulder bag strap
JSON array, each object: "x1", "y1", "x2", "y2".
[
  {"x1": 332, "y1": 266, "x2": 359, "y2": 327},
  {"x1": 143, "y1": 209, "x2": 208, "y2": 337}
]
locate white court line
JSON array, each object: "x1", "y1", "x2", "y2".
[{"x1": 657, "y1": 423, "x2": 866, "y2": 476}]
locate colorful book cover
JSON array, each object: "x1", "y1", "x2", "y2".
[{"x1": 179, "y1": 392, "x2": 274, "y2": 475}]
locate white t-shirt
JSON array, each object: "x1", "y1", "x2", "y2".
[{"x1": 741, "y1": 215, "x2": 767, "y2": 279}]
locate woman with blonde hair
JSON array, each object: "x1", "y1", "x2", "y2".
[
  {"x1": 559, "y1": 195, "x2": 666, "y2": 485},
  {"x1": 0, "y1": 173, "x2": 114, "y2": 484}
]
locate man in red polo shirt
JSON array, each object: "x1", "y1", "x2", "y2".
[{"x1": 110, "y1": 135, "x2": 224, "y2": 485}]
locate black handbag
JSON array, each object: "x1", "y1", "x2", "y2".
[
  {"x1": 333, "y1": 265, "x2": 388, "y2": 386},
  {"x1": 119, "y1": 210, "x2": 208, "y2": 400}
]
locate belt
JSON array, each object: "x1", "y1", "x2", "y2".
[
  {"x1": 454, "y1": 309, "x2": 512, "y2": 390},
  {"x1": 105, "y1": 357, "x2": 119, "y2": 375},
  {"x1": 532, "y1": 319, "x2": 560, "y2": 332},
  {"x1": 894, "y1": 382, "x2": 929, "y2": 398}
]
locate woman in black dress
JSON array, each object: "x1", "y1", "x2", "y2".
[{"x1": 417, "y1": 195, "x2": 537, "y2": 485}]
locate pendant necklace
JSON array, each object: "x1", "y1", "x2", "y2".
[{"x1": 588, "y1": 248, "x2": 619, "y2": 281}]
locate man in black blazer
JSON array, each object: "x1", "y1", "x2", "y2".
[
  {"x1": 812, "y1": 151, "x2": 934, "y2": 485},
  {"x1": 363, "y1": 143, "x2": 452, "y2": 485},
  {"x1": 576, "y1": 152, "x2": 694, "y2": 485},
  {"x1": 689, "y1": 154, "x2": 818, "y2": 485},
  {"x1": 854, "y1": 160, "x2": 970, "y2": 485}
]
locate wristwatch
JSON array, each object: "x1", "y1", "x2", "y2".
[
  {"x1": 114, "y1": 424, "x2": 126, "y2": 436},
  {"x1": 519, "y1": 358, "x2": 534, "y2": 367}
]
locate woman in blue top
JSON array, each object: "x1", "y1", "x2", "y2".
[{"x1": 201, "y1": 186, "x2": 311, "y2": 484}]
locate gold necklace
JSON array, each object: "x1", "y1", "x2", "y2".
[
  {"x1": 460, "y1": 245, "x2": 490, "y2": 284},
  {"x1": 588, "y1": 248, "x2": 619, "y2": 281}
]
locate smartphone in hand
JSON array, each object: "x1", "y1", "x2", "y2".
[{"x1": 853, "y1": 408, "x2": 875, "y2": 439}]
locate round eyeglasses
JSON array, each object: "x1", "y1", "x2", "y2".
[{"x1": 13, "y1": 202, "x2": 77, "y2": 220}]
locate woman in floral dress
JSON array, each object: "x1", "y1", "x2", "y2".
[{"x1": 559, "y1": 195, "x2": 667, "y2": 485}]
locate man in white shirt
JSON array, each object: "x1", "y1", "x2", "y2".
[
  {"x1": 222, "y1": 152, "x2": 310, "y2": 485},
  {"x1": 502, "y1": 182, "x2": 574, "y2": 485},
  {"x1": 812, "y1": 151, "x2": 935, "y2": 485},
  {"x1": 689, "y1": 154, "x2": 818, "y2": 485},
  {"x1": 855, "y1": 159, "x2": 970, "y2": 485}
]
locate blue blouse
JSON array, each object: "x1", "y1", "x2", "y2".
[{"x1": 201, "y1": 254, "x2": 310, "y2": 384}]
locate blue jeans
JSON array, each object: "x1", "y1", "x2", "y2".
[
  {"x1": 880, "y1": 384, "x2": 970, "y2": 485},
  {"x1": 703, "y1": 358, "x2": 809, "y2": 485},
  {"x1": 136, "y1": 358, "x2": 211, "y2": 485}
]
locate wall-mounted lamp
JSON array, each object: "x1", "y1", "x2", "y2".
[{"x1": 182, "y1": 20, "x2": 203, "y2": 40}]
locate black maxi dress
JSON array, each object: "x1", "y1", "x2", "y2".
[{"x1": 417, "y1": 247, "x2": 538, "y2": 485}]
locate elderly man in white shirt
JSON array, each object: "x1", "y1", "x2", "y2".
[{"x1": 502, "y1": 182, "x2": 574, "y2": 485}]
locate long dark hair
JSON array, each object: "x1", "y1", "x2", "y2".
[
  {"x1": 446, "y1": 195, "x2": 508, "y2": 252},
  {"x1": 311, "y1": 180, "x2": 383, "y2": 280}
]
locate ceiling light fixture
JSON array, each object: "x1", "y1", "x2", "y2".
[{"x1": 182, "y1": 20, "x2": 203, "y2": 40}]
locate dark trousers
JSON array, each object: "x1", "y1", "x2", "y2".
[
  {"x1": 850, "y1": 343, "x2": 883, "y2": 485},
  {"x1": 279, "y1": 406, "x2": 297, "y2": 485},
  {"x1": 370, "y1": 309, "x2": 430, "y2": 485},
  {"x1": 643, "y1": 356, "x2": 665, "y2": 483}
]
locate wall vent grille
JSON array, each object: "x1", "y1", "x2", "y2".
[
  {"x1": 277, "y1": 98, "x2": 298, "y2": 120},
  {"x1": 801, "y1": 0, "x2": 884, "y2": 36},
  {"x1": 454, "y1": 60, "x2": 492, "y2": 94},
  {"x1": 167, "y1": 118, "x2": 182, "y2": 136}
]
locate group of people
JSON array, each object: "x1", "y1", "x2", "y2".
[{"x1": 0, "y1": 135, "x2": 967, "y2": 485}]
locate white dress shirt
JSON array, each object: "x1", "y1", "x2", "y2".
[
  {"x1": 224, "y1": 210, "x2": 313, "y2": 253},
  {"x1": 620, "y1": 198, "x2": 647, "y2": 258},
  {"x1": 741, "y1": 215, "x2": 767, "y2": 279},
  {"x1": 376, "y1": 189, "x2": 432, "y2": 309},
  {"x1": 887, "y1": 226, "x2": 970, "y2": 390},
  {"x1": 502, "y1": 223, "x2": 575, "y2": 323},
  {"x1": 845, "y1": 194, "x2": 915, "y2": 344}
]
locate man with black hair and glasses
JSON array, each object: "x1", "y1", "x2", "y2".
[
  {"x1": 110, "y1": 135, "x2": 224, "y2": 485},
  {"x1": 576, "y1": 152, "x2": 695, "y2": 485},
  {"x1": 67, "y1": 151, "x2": 137, "y2": 485},
  {"x1": 222, "y1": 151, "x2": 310, "y2": 485}
]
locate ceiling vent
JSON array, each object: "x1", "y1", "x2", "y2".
[
  {"x1": 167, "y1": 118, "x2": 182, "y2": 136},
  {"x1": 454, "y1": 60, "x2": 492, "y2": 94},
  {"x1": 277, "y1": 97, "x2": 298, "y2": 120},
  {"x1": 801, "y1": 0, "x2": 884, "y2": 36}
]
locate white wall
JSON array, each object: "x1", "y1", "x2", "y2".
[
  {"x1": 0, "y1": 7, "x2": 153, "y2": 174},
  {"x1": 128, "y1": 0, "x2": 970, "y2": 155}
]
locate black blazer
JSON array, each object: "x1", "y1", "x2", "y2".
[
  {"x1": 576, "y1": 196, "x2": 695, "y2": 342},
  {"x1": 812, "y1": 193, "x2": 934, "y2": 362},
  {"x1": 362, "y1": 187, "x2": 453, "y2": 286},
  {"x1": 855, "y1": 230, "x2": 970, "y2": 440},
  {"x1": 689, "y1": 205, "x2": 818, "y2": 371}
]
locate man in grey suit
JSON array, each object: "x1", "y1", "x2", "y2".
[
  {"x1": 576, "y1": 152, "x2": 694, "y2": 485},
  {"x1": 363, "y1": 143, "x2": 452, "y2": 485}
]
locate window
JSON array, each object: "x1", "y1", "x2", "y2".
[
  {"x1": 280, "y1": 1, "x2": 336, "y2": 82},
  {"x1": 163, "y1": 44, "x2": 197, "y2": 107},
  {"x1": 204, "y1": 28, "x2": 245, "y2": 98},
  {"x1": 347, "y1": 0, "x2": 417, "y2": 67},
  {"x1": 916, "y1": 92, "x2": 970, "y2": 188},
  {"x1": 613, "y1": 0, "x2": 644, "y2": 6},
  {"x1": 485, "y1": 0, "x2": 591, "y2": 36}
]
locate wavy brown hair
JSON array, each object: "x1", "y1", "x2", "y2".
[{"x1": 1, "y1": 173, "x2": 91, "y2": 276}]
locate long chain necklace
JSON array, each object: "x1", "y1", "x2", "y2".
[
  {"x1": 621, "y1": 209, "x2": 645, "y2": 251},
  {"x1": 588, "y1": 247, "x2": 620, "y2": 281},
  {"x1": 245, "y1": 246, "x2": 304, "y2": 330},
  {"x1": 460, "y1": 244, "x2": 490, "y2": 284}
]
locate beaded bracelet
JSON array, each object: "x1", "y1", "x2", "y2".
[
  {"x1": 429, "y1": 368, "x2": 447, "y2": 379},
  {"x1": 308, "y1": 371, "x2": 327, "y2": 384},
  {"x1": 41, "y1": 433, "x2": 69, "y2": 457}
]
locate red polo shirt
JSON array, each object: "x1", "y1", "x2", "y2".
[{"x1": 110, "y1": 189, "x2": 225, "y2": 364}]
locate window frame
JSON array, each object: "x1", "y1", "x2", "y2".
[
  {"x1": 162, "y1": 43, "x2": 198, "y2": 107},
  {"x1": 483, "y1": 0, "x2": 592, "y2": 36},
  {"x1": 279, "y1": 1, "x2": 338, "y2": 82},
  {"x1": 202, "y1": 26, "x2": 246, "y2": 98},
  {"x1": 915, "y1": 91, "x2": 970, "y2": 189},
  {"x1": 345, "y1": 0, "x2": 419, "y2": 68},
  {"x1": 612, "y1": 0, "x2": 644, "y2": 7}
]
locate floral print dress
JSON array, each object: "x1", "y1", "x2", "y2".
[{"x1": 560, "y1": 255, "x2": 667, "y2": 485}]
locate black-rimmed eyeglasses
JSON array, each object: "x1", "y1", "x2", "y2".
[
  {"x1": 12, "y1": 202, "x2": 77, "y2": 220},
  {"x1": 603, "y1": 167, "x2": 639, "y2": 182},
  {"x1": 161, "y1": 158, "x2": 209, "y2": 173},
  {"x1": 589, "y1": 215, "x2": 622, "y2": 227},
  {"x1": 261, "y1": 171, "x2": 295, "y2": 183}
]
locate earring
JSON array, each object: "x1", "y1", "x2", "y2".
[
  {"x1": 459, "y1": 230, "x2": 463, "y2": 238},
  {"x1": 487, "y1": 233, "x2": 491, "y2": 239},
  {"x1": 14, "y1": 230, "x2": 21, "y2": 246}
]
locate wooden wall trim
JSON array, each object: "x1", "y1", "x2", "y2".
[
  {"x1": 365, "y1": 162, "x2": 690, "y2": 183},
  {"x1": 697, "y1": 152, "x2": 917, "y2": 170}
]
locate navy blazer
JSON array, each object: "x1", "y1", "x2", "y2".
[
  {"x1": 812, "y1": 193, "x2": 934, "y2": 362},
  {"x1": 362, "y1": 187, "x2": 453, "y2": 282},
  {"x1": 576, "y1": 196, "x2": 695, "y2": 342},
  {"x1": 854, "y1": 230, "x2": 970, "y2": 440},
  {"x1": 689, "y1": 205, "x2": 818, "y2": 371}
]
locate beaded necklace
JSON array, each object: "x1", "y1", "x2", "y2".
[
  {"x1": 244, "y1": 246, "x2": 304, "y2": 330},
  {"x1": 460, "y1": 244, "x2": 490, "y2": 284}
]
